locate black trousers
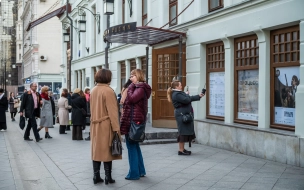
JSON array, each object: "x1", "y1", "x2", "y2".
[
  {"x1": 11, "y1": 112, "x2": 16, "y2": 119},
  {"x1": 24, "y1": 112, "x2": 40, "y2": 140}
]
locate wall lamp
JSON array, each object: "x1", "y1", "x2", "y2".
[
  {"x1": 77, "y1": 6, "x2": 100, "y2": 34},
  {"x1": 62, "y1": 22, "x2": 81, "y2": 44}
]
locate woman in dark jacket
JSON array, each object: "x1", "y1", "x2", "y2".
[
  {"x1": 9, "y1": 92, "x2": 19, "y2": 121},
  {"x1": 120, "y1": 69, "x2": 151, "y2": 180},
  {"x1": 71, "y1": 88, "x2": 87, "y2": 140},
  {"x1": 167, "y1": 80, "x2": 204, "y2": 155}
]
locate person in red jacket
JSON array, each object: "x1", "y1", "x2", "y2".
[{"x1": 120, "y1": 69, "x2": 151, "y2": 180}]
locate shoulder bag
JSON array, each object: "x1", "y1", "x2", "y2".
[
  {"x1": 128, "y1": 90, "x2": 147, "y2": 142},
  {"x1": 111, "y1": 132, "x2": 122, "y2": 156},
  {"x1": 74, "y1": 104, "x2": 87, "y2": 116},
  {"x1": 180, "y1": 112, "x2": 193, "y2": 123}
]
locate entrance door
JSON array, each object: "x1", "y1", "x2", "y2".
[{"x1": 152, "y1": 46, "x2": 186, "y2": 128}]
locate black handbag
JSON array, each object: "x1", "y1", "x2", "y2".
[
  {"x1": 19, "y1": 116, "x2": 26, "y2": 130},
  {"x1": 74, "y1": 104, "x2": 87, "y2": 116},
  {"x1": 181, "y1": 112, "x2": 193, "y2": 123},
  {"x1": 128, "y1": 92, "x2": 147, "y2": 142},
  {"x1": 111, "y1": 132, "x2": 122, "y2": 156}
]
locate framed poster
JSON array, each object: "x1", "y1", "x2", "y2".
[
  {"x1": 209, "y1": 72, "x2": 225, "y2": 117},
  {"x1": 53, "y1": 82, "x2": 62, "y2": 94},
  {"x1": 237, "y1": 70, "x2": 259, "y2": 121},
  {"x1": 274, "y1": 67, "x2": 299, "y2": 126},
  {"x1": 38, "y1": 82, "x2": 52, "y2": 93}
]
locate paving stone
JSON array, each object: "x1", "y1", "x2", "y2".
[
  {"x1": 241, "y1": 182, "x2": 274, "y2": 190},
  {"x1": 212, "y1": 181, "x2": 245, "y2": 189},
  {"x1": 246, "y1": 176, "x2": 278, "y2": 184}
]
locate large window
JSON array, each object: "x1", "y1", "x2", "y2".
[
  {"x1": 142, "y1": 0, "x2": 147, "y2": 26},
  {"x1": 157, "y1": 53, "x2": 179, "y2": 90},
  {"x1": 130, "y1": 59, "x2": 136, "y2": 72},
  {"x1": 141, "y1": 57, "x2": 147, "y2": 77},
  {"x1": 234, "y1": 35, "x2": 259, "y2": 125},
  {"x1": 169, "y1": 0, "x2": 177, "y2": 26},
  {"x1": 120, "y1": 61, "x2": 126, "y2": 88},
  {"x1": 270, "y1": 26, "x2": 300, "y2": 130},
  {"x1": 209, "y1": 0, "x2": 223, "y2": 12},
  {"x1": 206, "y1": 42, "x2": 225, "y2": 120},
  {"x1": 122, "y1": 0, "x2": 125, "y2": 24}
]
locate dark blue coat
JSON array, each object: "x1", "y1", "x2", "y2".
[{"x1": 172, "y1": 90, "x2": 201, "y2": 135}]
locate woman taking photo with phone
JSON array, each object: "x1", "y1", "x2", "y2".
[{"x1": 167, "y1": 80, "x2": 204, "y2": 155}]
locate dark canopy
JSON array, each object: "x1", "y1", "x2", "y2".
[{"x1": 103, "y1": 22, "x2": 186, "y2": 46}]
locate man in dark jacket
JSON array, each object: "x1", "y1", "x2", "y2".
[
  {"x1": 0, "y1": 89, "x2": 8, "y2": 131},
  {"x1": 19, "y1": 83, "x2": 42, "y2": 142}
]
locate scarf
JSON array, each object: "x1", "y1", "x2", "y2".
[{"x1": 41, "y1": 93, "x2": 50, "y2": 100}]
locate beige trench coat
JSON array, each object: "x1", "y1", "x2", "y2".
[
  {"x1": 90, "y1": 84, "x2": 122, "y2": 162},
  {"x1": 58, "y1": 97, "x2": 71, "y2": 125}
]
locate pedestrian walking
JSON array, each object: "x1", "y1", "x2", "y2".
[
  {"x1": 167, "y1": 80, "x2": 204, "y2": 155},
  {"x1": 37, "y1": 86, "x2": 53, "y2": 139},
  {"x1": 71, "y1": 88, "x2": 86, "y2": 140},
  {"x1": 20, "y1": 89, "x2": 27, "y2": 102},
  {"x1": 48, "y1": 91, "x2": 56, "y2": 127},
  {"x1": 9, "y1": 92, "x2": 19, "y2": 121},
  {"x1": 0, "y1": 89, "x2": 8, "y2": 131},
  {"x1": 19, "y1": 83, "x2": 43, "y2": 142},
  {"x1": 84, "y1": 88, "x2": 91, "y2": 141},
  {"x1": 90, "y1": 69, "x2": 121, "y2": 185},
  {"x1": 58, "y1": 89, "x2": 71, "y2": 134},
  {"x1": 120, "y1": 69, "x2": 151, "y2": 180}
]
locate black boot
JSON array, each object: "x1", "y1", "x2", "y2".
[
  {"x1": 93, "y1": 161, "x2": 104, "y2": 184},
  {"x1": 66, "y1": 125, "x2": 71, "y2": 131},
  {"x1": 45, "y1": 132, "x2": 53, "y2": 139},
  {"x1": 85, "y1": 133, "x2": 90, "y2": 141},
  {"x1": 104, "y1": 161, "x2": 115, "y2": 185},
  {"x1": 59, "y1": 125, "x2": 67, "y2": 134}
]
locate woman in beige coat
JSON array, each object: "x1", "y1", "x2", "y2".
[
  {"x1": 57, "y1": 89, "x2": 72, "y2": 134},
  {"x1": 90, "y1": 68, "x2": 121, "y2": 185}
]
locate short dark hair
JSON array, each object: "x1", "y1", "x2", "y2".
[
  {"x1": 95, "y1": 69, "x2": 112, "y2": 84},
  {"x1": 61, "y1": 88, "x2": 68, "y2": 97}
]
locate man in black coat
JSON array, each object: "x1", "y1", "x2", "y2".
[
  {"x1": 19, "y1": 83, "x2": 42, "y2": 142},
  {"x1": 0, "y1": 89, "x2": 8, "y2": 131}
]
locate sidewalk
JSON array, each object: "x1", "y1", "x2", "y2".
[{"x1": 1, "y1": 113, "x2": 304, "y2": 190}]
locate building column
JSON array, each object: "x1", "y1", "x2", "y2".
[
  {"x1": 136, "y1": 57, "x2": 141, "y2": 69},
  {"x1": 125, "y1": 59, "x2": 130, "y2": 80},
  {"x1": 254, "y1": 28, "x2": 270, "y2": 129},
  {"x1": 77, "y1": 70, "x2": 81, "y2": 89},
  {"x1": 221, "y1": 36, "x2": 234, "y2": 124},
  {"x1": 295, "y1": 20, "x2": 304, "y2": 137},
  {"x1": 82, "y1": 69, "x2": 86, "y2": 89}
]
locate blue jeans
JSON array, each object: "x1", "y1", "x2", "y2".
[{"x1": 125, "y1": 134, "x2": 146, "y2": 180}]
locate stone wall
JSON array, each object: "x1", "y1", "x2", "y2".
[{"x1": 195, "y1": 120, "x2": 304, "y2": 167}]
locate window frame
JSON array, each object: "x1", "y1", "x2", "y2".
[
  {"x1": 206, "y1": 41, "x2": 225, "y2": 121},
  {"x1": 208, "y1": 0, "x2": 224, "y2": 12},
  {"x1": 234, "y1": 34, "x2": 259, "y2": 126},
  {"x1": 169, "y1": 0, "x2": 178, "y2": 27},
  {"x1": 142, "y1": 0, "x2": 147, "y2": 26},
  {"x1": 141, "y1": 57, "x2": 147, "y2": 77},
  {"x1": 130, "y1": 59, "x2": 137, "y2": 72},
  {"x1": 270, "y1": 25, "x2": 300, "y2": 131},
  {"x1": 122, "y1": 0, "x2": 125, "y2": 24},
  {"x1": 120, "y1": 61, "x2": 126, "y2": 89}
]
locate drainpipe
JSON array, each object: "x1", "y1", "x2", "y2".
[{"x1": 66, "y1": 0, "x2": 73, "y2": 92}]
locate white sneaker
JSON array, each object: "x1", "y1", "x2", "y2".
[{"x1": 0, "y1": 129, "x2": 5, "y2": 132}]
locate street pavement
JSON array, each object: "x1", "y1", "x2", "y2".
[{"x1": 1, "y1": 113, "x2": 304, "y2": 190}]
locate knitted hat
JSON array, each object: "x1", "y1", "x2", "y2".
[{"x1": 73, "y1": 88, "x2": 81, "y2": 94}]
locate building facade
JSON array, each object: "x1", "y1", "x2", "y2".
[
  {"x1": 20, "y1": 0, "x2": 63, "y2": 93},
  {"x1": 61, "y1": 0, "x2": 304, "y2": 167},
  {"x1": 0, "y1": 0, "x2": 19, "y2": 96}
]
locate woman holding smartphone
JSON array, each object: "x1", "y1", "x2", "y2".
[{"x1": 167, "y1": 80, "x2": 204, "y2": 155}]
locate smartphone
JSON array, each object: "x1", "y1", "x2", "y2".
[
  {"x1": 202, "y1": 84, "x2": 206, "y2": 95},
  {"x1": 186, "y1": 86, "x2": 189, "y2": 91}
]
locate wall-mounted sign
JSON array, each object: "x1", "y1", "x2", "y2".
[{"x1": 104, "y1": 22, "x2": 137, "y2": 36}]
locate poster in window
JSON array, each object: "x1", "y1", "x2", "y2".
[
  {"x1": 38, "y1": 82, "x2": 52, "y2": 93},
  {"x1": 274, "y1": 67, "x2": 300, "y2": 126},
  {"x1": 237, "y1": 70, "x2": 259, "y2": 121},
  {"x1": 209, "y1": 72, "x2": 225, "y2": 117},
  {"x1": 53, "y1": 82, "x2": 62, "y2": 94}
]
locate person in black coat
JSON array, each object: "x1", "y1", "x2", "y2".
[
  {"x1": 19, "y1": 83, "x2": 43, "y2": 142},
  {"x1": 167, "y1": 80, "x2": 204, "y2": 156},
  {"x1": 71, "y1": 88, "x2": 87, "y2": 140},
  {"x1": 66, "y1": 92, "x2": 72, "y2": 131},
  {"x1": 0, "y1": 89, "x2": 8, "y2": 131},
  {"x1": 48, "y1": 91, "x2": 55, "y2": 126}
]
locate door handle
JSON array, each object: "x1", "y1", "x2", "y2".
[{"x1": 152, "y1": 91, "x2": 155, "y2": 99}]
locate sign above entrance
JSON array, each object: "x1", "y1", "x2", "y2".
[{"x1": 104, "y1": 22, "x2": 137, "y2": 36}]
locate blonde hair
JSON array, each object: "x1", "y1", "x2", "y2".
[
  {"x1": 167, "y1": 80, "x2": 181, "y2": 102},
  {"x1": 41, "y1": 86, "x2": 49, "y2": 93},
  {"x1": 131, "y1": 69, "x2": 145, "y2": 82}
]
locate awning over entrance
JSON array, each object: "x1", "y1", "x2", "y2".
[
  {"x1": 26, "y1": 4, "x2": 71, "y2": 31},
  {"x1": 103, "y1": 22, "x2": 186, "y2": 46}
]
